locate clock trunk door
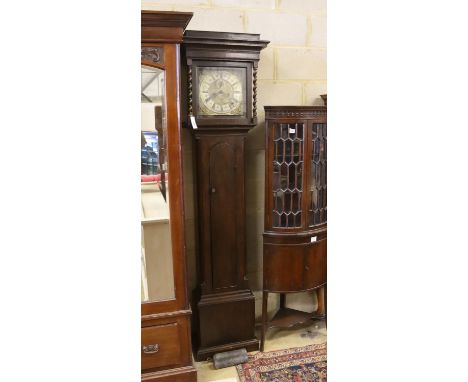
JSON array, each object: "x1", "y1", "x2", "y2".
[{"x1": 198, "y1": 135, "x2": 246, "y2": 293}]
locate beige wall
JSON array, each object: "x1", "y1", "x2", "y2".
[{"x1": 143, "y1": 0, "x2": 327, "y2": 319}]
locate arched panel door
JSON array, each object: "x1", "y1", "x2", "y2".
[{"x1": 209, "y1": 141, "x2": 239, "y2": 290}]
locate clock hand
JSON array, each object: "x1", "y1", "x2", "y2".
[
  {"x1": 205, "y1": 90, "x2": 223, "y2": 102},
  {"x1": 205, "y1": 94, "x2": 215, "y2": 102}
]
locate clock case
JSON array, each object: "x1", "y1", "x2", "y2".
[
  {"x1": 182, "y1": 31, "x2": 269, "y2": 361},
  {"x1": 183, "y1": 30, "x2": 269, "y2": 130}
]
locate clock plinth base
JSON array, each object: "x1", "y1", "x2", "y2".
[{"x1": 194, "y1": 289, "x2": 259, "y2": 361}]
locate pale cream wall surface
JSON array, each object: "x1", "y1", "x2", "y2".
[{"x1": 142, "y1": 0, "x2": 327, "y2": 318}]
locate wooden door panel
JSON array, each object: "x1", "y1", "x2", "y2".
[
  {"x1": 210, "y1": 141, "x2": 238, "y2": 290},
  {"x1": 263, "y1": 244, "x2": 304, "y2": 292},
  {"x1": 303, "y1": 238, "x2": 327, "y2": 290}
]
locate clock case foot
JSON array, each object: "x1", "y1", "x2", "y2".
[{"x1": 192, "y1": 288, "x2": 259, "y2": 362}]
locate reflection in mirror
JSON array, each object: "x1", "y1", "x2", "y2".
[{"x1": 141, "y1": 65, "x2": 176, "y2": 304}]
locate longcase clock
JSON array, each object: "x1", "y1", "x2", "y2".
[{"x1": 183, "y1": 30, "x2": 269, "y2": 361}]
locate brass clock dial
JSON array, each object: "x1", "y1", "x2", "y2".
[{"x1": 198, "y1": 67, "x2": 246, "y2": 116}]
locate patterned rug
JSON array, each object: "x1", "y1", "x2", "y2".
[{"x1": 236, "y1": 343, "x2": 327, "y2": 382}]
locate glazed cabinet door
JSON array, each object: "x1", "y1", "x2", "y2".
[
  {"x1": 266, "y1": 120, "x2": 308, "y2": 231},
  {"x1": 307, "y1": 121, "x2": 327, "y2": 228}
]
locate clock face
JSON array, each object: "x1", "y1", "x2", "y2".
[{"x1": 198, "y1": 67, "x2": 246, "y2": 116}]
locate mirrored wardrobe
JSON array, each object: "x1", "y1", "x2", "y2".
[{"x1": 141, "y1": 11, "x2": 196, "y2": 382}]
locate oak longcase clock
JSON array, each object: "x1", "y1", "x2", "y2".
[{"x1": 183, "y1": 30, "x2": 269, "y2": 361}]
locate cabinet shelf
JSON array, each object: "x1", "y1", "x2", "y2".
[{"x1": 267, "y1": 307, "x2": 325, "y2": 330}]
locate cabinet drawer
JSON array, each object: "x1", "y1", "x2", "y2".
[{"x1": 141, "y1": 322, "x2": 182, "y2": 370}]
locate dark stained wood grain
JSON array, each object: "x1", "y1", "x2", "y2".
[
  {"x1": 141, "y1": 313, "x2": 193, "y2": 373},
  {"x1": 267, "y1": 308, "x2": 318, "y2": 329},
  {"x1": 141, "y1": 366, "x2": 197, "y2": 382},
  {"x1": 141, "y1": 11, "x2": 196, "y2": 382},
  {"x1": 191, "y1": 132, "x2": 258, "y2": 361},
  {"x1": 142, "y1": 11, "x2": 193, "y2": 43},
  {"x1": 210, "y1": 142, "x2": 238, "y2": 289},
  {"x1": 303, "y1": 239, "x2": 327, "y2": 290},
  {"x1": 264, "y1": 244, "x2": 305, "y2": 291},
  {"x1": 142, "y1": 323, "x2": 181, "y2": 370},
  {"x1": 182, "y1": 31, "x2": 268, "y2": 361},
  {"x1": 316, "y1": 286, "x2": 325, "y2": 315},
  {"x1": 198, "y1": 290, "x2": 256, "y2": 348},
  {"x1": 183, "y1": 30, "x2": 268, "y2": 128}
]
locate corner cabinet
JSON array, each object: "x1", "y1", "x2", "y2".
[
  {"x1": 261, "y1": 106, "x2": 327, "y2": 351},
  {"x1": 141, "y1": 11, "x2": 197, "y2": 382}
]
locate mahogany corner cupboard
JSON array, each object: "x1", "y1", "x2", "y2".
[
  {"x1": 141, "y1": 11, "x2": 196, "y2": 382},
  {"x1": 261, "y1": 105, "x2": 327, "y2": 351}
]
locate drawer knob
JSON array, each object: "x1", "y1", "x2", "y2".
[{"x1": 142, "y1": 344, "x2": 160, "y2": 354}]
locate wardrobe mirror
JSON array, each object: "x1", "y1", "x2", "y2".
[{"x1": 140, "y1": 65, "x2": 175, "y2": 303}]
